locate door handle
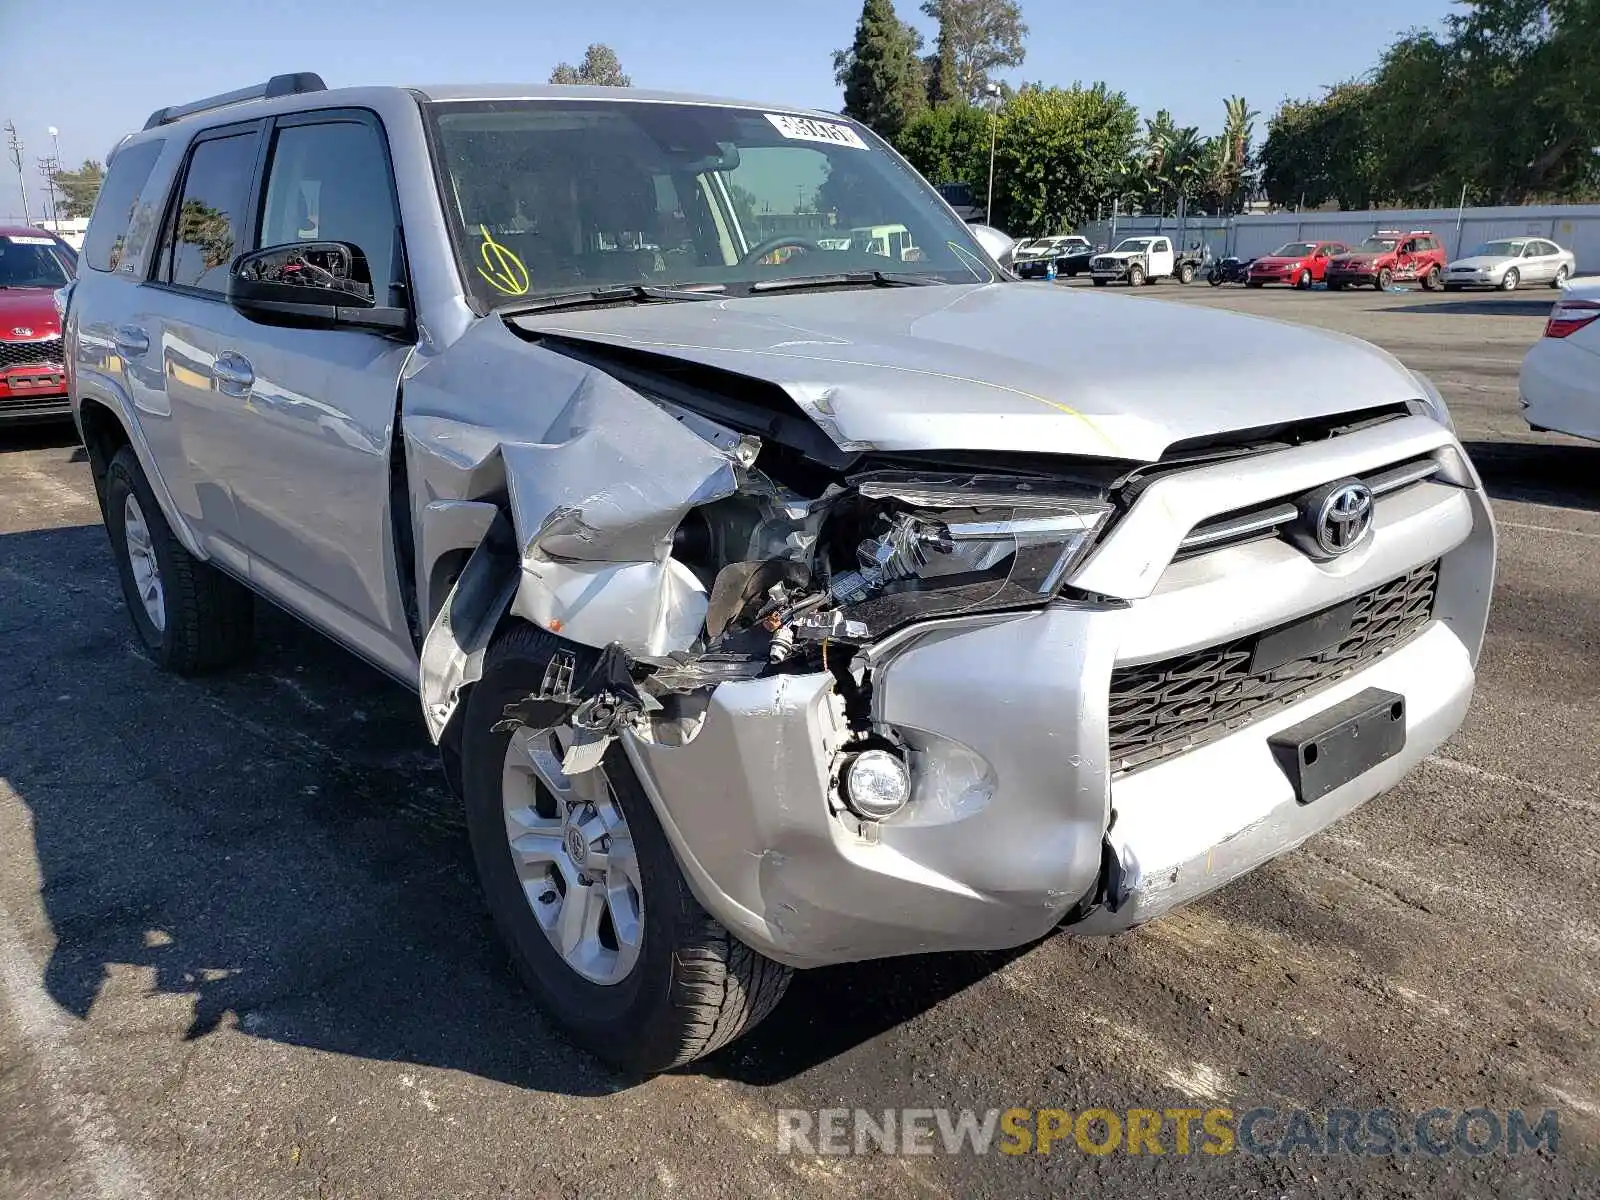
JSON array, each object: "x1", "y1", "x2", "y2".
[
  {"x1": 112, "y1": 326, "x2": 149, "y2": 355},
  {"x1": 213, "y1": 352, "x2": 255, "y2": 398}
]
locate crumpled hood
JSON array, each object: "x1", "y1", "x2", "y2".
[
  {"x1": 512, "y1": 282, "x2": 1423, "y2": 462},
  {"x1": 0, "y1": 289, "x2": 61, "y2": 340}
]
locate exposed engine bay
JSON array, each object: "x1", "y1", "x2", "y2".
[{"x1": 410, "y1": 328, "x2": 1122, "y2": 789}]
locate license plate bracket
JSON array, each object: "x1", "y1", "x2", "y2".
[{"x1": 1268, "y1": 687, "x2": 1406, "y2": 805}]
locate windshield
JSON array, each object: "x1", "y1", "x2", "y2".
[
  {"x1": 1472, "y1": 240, "x2": 1527, "y2": 257},
  {"x1": 424, "y1": 100, "x2": 995, "y2": 307},
  {"x1": 0, "y1": 236, "x2": 73, "y2": 288},
  {"x1": 1272, "y1": 242, "x2": 1316, "y2": 257},
  {"x1": 1357, "y1": 238, "x2": 1398, "y2": 253},
  {"x1": 1111, "y1": 239, "x2": 1153, "y2": 253}
]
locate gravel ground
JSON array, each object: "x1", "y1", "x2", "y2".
[{"x1": 1, "y1": 281, "x2": 1596, "y2": 1199}]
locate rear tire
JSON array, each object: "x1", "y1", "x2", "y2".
[
  {"x1": 1550, "y1": 265, "x2": 1568, "y2": 289},
  {"x1": 1177, "y1": 262, "x2": 1196, "y2": 284},
  {"x1": 461, "y1": 624, "x2": 791, "y2": 1073},
  {"x1": 104, "y1": 447, "x2": 254, "y2": 674}
]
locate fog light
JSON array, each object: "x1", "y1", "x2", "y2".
[{"x1": 842, "y1": 750, "x2": 911, "y2": 819}]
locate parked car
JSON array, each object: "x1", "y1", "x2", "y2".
[
  {"x1": 1444, "y1": 237, "x2": 1575, "y2": 292},
  {"x1": 1207, "y1": 255, "x2": 1254, "y2": 286},
  {"x1": 66, "y1": 74, "x2": 1495, "y2": 1074},
  {"x1": 0, "y1": 225, "x2": 78, "y2": 424},
  {"x1": 1013, "y1": 235, "x2": 1092, "y2": 278},
  {"x1": 1089, "y1": 236, "x2": 1204, "y2": 285},
  {"x1": 1519, "y1": 280, "x2": 1600, "y2": 441},
  {"x1": 1247, "y1": 240, "x2": 1350, "y2": 289},
  {"x1": 1325, "y1": 231, "x2": 1448, "y2": 291}
]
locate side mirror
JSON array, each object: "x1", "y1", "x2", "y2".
[
  {"x1": 227, "y1": 242, "x2": 407, "y2": 333},
  {"x1": 968, "y1": 224, "x2": 1015, "y2": 269}
]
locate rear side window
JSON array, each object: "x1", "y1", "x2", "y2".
[
  {"x1": 257, "y1": 118, "x2": 402, "y2": 303},
  {"x1": 160, "y1": 132, "x2": 259, "y2": 294},
  {"x1": 83, "y1": 140, "x2": 165, "y2": 273}
]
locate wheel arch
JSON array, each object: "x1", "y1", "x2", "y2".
[{"x1": 75, "y1": 395, "x2": 206, "y2": 558}]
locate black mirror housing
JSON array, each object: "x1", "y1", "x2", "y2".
[{"x1": 227, "y1": 242, "x2": 408, "y2": 333}]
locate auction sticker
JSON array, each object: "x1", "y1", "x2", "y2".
[{"x1": 765, "y1": 114, "x2": 867, "y2": 150}]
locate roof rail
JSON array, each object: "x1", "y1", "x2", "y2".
[{"x1": 143, "y1": 72, "x2": 327, "y2": 131}]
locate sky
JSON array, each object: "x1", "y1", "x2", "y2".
[{"x1": 0, "y1": 0, "x2": 1457, "y2": 223}]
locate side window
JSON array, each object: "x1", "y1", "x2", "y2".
[
  {"x1": 159, "y1": 132, "x2": 259, "y2": 293},
  {"x1": 258, "y1": 118, "x2": 402, "y2": 303},
  {"x1": 83, "y1": 140, "x2": 165, "y2": 274}
]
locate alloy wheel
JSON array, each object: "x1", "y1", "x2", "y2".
[
  {"x1": 501, "y1": 725, "x2": 644, "y2": 986},
  {"x1": 123, "y1": 494, "x2": 166, "y2": 632}
]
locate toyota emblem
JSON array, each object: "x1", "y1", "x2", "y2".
[
  {"x1": 1313, "y1": 482, "x2": 1375, "y2": 556},
  {"x1": 11, "y1": 326, "x2": 34, "y2": 337}
]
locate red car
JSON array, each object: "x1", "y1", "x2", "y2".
[
  {"x1": 1246, "y1": 240, "x2": 1350, "y2": 289},
  {"x1": 1325, "y1": 230, "x2": 1448, "y2": 292},
  {"x1": 0, "y1": 225, "x2": 77, "y2": 424}
]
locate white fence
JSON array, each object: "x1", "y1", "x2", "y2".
[{"x1": 1078, "y1": 204, "x2": 1600, "y2": 271}]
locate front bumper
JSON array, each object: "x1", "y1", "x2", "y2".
[
  {"x1": 1327, "y1": 269, "x2": 1378, "y2": 286},
  {"x1": 625, "y1": 418, "x2": 1495, "y2": 968},
  {"x1": 0, "y1": 366, "x2": 70, "y2": 423}
]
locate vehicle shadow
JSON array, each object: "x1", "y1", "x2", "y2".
[
  {"x1": 1385, "y1": 295, "x2": 1557, "y2": 317},
  {"x1": 0, "y1": 521, "x2": 1012, "y2": 1094},
  {"x1": 1461, "y1": 439, "x2": 1600, "y2": 514},
  {"x1": 0, "y1": 421, "x2": 85, "y2": 459}
]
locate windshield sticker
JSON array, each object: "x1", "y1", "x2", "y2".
[
  {"x1": 476, "y1": 226, "x2": 530, "y2": 296},
  {"x1": 2, "y1": 235, "x2": 57, "y2": 246},
  {"x1": 764, "y1": 114, "x2": 868, "y2": 150}
]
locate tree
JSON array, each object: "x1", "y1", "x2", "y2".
[
  {"x1": 920, "y1": 0, "x2": 1028, "y2": 102},
  {"x1": 924, "y1": 21, "x2": 961, "y2": 106},
  {"x1": 549, "y1": 43, "x2": 631, "y2": 86},
  {"x1": 894, "y1": 101, "x2": 993, "y2": 188},
  {"x1": 987, "y1": 83, "x2": 1139, "y2": 234},
  {"x1": 834, "y1": 0, "x2": 928, "y2": 139},
  {"x1": 1261, "y1": 83, "x2": 1382, "y2": 209},
  {"x1": 51, "y1": 160, "x2": 104, "y2": 219}
]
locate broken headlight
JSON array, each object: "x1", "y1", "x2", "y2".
[{"x1": 816, "y1": 474, "x2": 1114, "y2": 637}]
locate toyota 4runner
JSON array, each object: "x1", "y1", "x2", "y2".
[{"x1": 63, "y1": 75, "x2": 1496, "y2": 1073}]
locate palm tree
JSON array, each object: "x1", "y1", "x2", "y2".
[
  {"x1": 1221, "y1": 95, "x2": 1259, "y2": 210},
  {"x1": 1166, "y1": 125, "x2": 1204, "y2": 211},
  {"x1": 1140, "y1": 110, "x2": 1178, "y2": 213}
]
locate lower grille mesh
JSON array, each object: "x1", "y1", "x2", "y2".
[{"x1": 1108, "y1": 562, "x2": 1440, "y2": 772}]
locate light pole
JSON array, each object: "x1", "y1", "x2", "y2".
[
  {"x1": 983, "y1": 82, "x2": 1002, "y2": 227},
  {"x1": 46, "y1": 127, "x2": 62, "y2": 229}
]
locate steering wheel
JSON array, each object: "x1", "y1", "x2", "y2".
[{"x1": 738, "y1": 235, "x2": 824, "y2": 267}]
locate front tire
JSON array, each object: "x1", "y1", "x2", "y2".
[
  {"x1": 1127, "y1": 264, "x2": 1145, "y2": 287},
  {"x1": 1500, "y1": 267, "x2": 1519, "y2": 291},
  {"x1": 461, "y1": 624, "x2": 791, "y2": 1073},
  {"x1": 1296, "y1": 268, "x2": 1312, "y2": 289},
  {"x1": 1092, "y1": 277, "x2": 1107, "y2": 287},
  {"x1": 1376, "y1": 268, "x2": 1393, "y2": 290},
  {"x1": 1420, "y1": 266, "x2": 1441, "y2": 291},
  {"x1": 104, "y1": 447, "x2": 253, "y2": 674}
]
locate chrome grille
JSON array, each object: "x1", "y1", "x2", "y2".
[
  {"x1": 1108, "y1": 562, "x2": 1439, "y2": 772},
  {"x1": 0, "y1": 336, "x2": 63, "y2": 369}
]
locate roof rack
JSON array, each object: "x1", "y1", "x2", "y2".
[{"x1": 143, "y1": 72, "x2": 327, "y2": 131}]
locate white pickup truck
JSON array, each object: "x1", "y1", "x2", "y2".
[{"x1": 1090, "y1": 236, "x2": 1202, "y2": 286}]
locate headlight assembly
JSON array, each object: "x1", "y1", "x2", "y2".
[
  {"x1": 817, "y1": 474, "x2": 1114, "y2": 636},
  {"x1": 1408, "y1": 369, "x2": 1456, "y2": 434}
]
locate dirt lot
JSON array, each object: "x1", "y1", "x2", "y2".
[{"x1": 2, "y1": 282, "x2": 1597, "y2": 1199}]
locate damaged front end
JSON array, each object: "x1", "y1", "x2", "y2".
[{"x1": 409, "y1": 323, "x2": 1117, "y2": 806}]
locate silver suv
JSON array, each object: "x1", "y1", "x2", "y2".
[{"x1": 63, "y1": 74, "x2": 1496, "y2": 1072}]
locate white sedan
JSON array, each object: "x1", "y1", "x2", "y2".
[
  {"x1": 1520, "y1": 280, "x2": 1600, "y2": 441},
  {"x1": 1444, "y1": 237, "x2": 1576, "y2": 291}
]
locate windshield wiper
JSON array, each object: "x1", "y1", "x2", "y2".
[
  {"x1": 498, "y1": 283, "x2": 725, "y2": 316},
  {"x1": 748, "y1": 270, "x2": 948, "y2": 294}
]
